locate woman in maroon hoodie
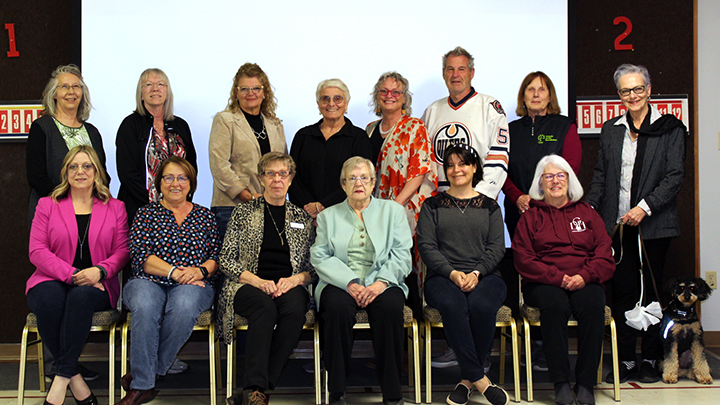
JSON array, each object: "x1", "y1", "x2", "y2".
[{"x1": 513, "y1": 154, "x2": 614, "y2": 405}]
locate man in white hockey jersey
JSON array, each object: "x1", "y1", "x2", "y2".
[{"x1": 421, "y1": 46, "x2": 509, "y2": 199}]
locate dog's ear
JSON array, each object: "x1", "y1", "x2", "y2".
[
  {"x1": 696, "y1": 278, "x2": 713, "y2": 301},
  {"x1": 666, "y1": 277, "x2": 681, "y2": 295}
]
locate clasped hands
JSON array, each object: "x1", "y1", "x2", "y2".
[
  {"x1": 72, "y1": 266, "x2": 104, "y2": 291},
  {"x1": 347, "y1": 280, "x2": 388, "y2": 308},
  {"x1": 560, "y1": 274, "x2": 585, "y2": 291},
  {"x1": 170, "y1": 266, "x2": 207, "y2": 287},
  {"x1": 450, "y1": 270, "x2": 479, "y2": 292},
  {"x1": 256, "y1": 275, "x2": 300, "y2": 298}
]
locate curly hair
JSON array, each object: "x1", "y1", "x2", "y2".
[
  {"x1": 51, "y1": 145, "x2": 110, "y2": 203},
  {"x1": 369, "y1": 71, "x2": 413, "y2": 117},
  {"x1": 41, "y1": 64, "x2": 93, "y2": 122},
  {"x1": 226, "y1": 63, "x2": 279, "y2": 124}
]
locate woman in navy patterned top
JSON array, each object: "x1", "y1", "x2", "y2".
[{"x1": 119, "y1": 156, "x2": 220, "y2": 405}]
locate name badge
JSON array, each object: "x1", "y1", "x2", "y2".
[{"x1": 290, "y1": 222, "x2": 304, "y2": 229}]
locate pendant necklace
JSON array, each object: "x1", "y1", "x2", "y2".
[
  {"x1": 254, "y1": 118, "x2": 268, "y2": 140},
  {"x1": 78, "y1": 215, "x2": 91, "y2": 259},
  {"x1": 266, "y1": 203, "x2": 285, "y2": 245},
  {"x1": 450, "y1": 196, "x2": 468, "y2": 214}
]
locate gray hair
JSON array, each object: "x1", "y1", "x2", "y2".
[
  {"x1": 442, "y1": 46, "x2": 474, "y2": 70},
  {"x1": 135, "y1": 68, "x2": 175, "y2": 121},
  {"x1": 41, "y1": 65, "x2": 92, "y2": 122},
  {"x1": 316, "y1": 78, "x2": 350, "y2": 104},
  {"x1": 613, "y1": 63, "x2": 651, "y2": 89},
  {"x1": 369, "y1": 71, "x2": 413, "y2": 117},
  {"x1": 257, "y1": 151, "x2": 296, "y2": 179},
  {"x1": 528, "y1": 154, "x2": 583, "y2": 203},
  {"x1": 340, "y1": 156, "x2": 376, "y2": 186}
]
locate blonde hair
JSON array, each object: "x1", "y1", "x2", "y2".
[
  {"x1": 369, "y1": 71, "x2": 412, "y2": 117},
  {"x1": 51, "y1": 145, "x2": 111, "y2": 203},
  {"x1": 226, "y1": 63, "x2": 279, "y2": 123},
  {"x1": 135, "y1": 68, "x2": 175, "y2": 121}
]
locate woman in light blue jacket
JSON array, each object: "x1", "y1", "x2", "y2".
[{"x1": 311, "y1": 156, "x2": 412, "y2": 405}]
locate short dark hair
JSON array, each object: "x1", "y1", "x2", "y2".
[
  {"x1": 154, "y1": 156, "x2": 197, "y2": 201},
  {"x1": 515, "y1": 71, "x2": 561, "y2": 116},
  {"x1": 443, "y1": 145, "x2": 482, "y2": 187}
]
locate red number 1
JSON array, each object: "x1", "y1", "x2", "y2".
[{"x1": 5, "y1": 23, "x2": 20, "y2": 57}]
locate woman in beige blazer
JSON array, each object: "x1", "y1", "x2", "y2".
[{"x1": 209, "y1": 63, "x2": 287, "y2": 237}]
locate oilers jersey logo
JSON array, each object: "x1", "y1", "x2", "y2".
[{"x1": 432, "y1": 122, "x2": 472, "y2": 164}]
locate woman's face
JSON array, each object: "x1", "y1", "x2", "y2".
[
  {"x1": 160, "y1": 162, "x2": 190, "y2": 204},
  {"x1": 343, "y1": 164, "x2": 375, "y2": 204},
  {"x1": 618, "y1": 72, "x2": 651, "y2": 115},
  {"x1": 377, "y1": 78, "x2": 405, "y2": 116},
  {"x1": 236, "y1": 76, "x2": 264, "y2": 115},
  {"x1": 141, "y1": 72, "x2": 167, "y2": 111},
  {"x1": 260, "y1": 160, "x2": 293, "y2": 202},
  {"x1": 524, "y1": 76, "x2": 550, "y2": 116},
  {"x1": 540, "y1": 163, "x2": 569, "y2": 202},
  {"x1": 67, "y1": 152, "x2": 96, "y2": 192},
  {"x1": 54, "y1": 73, "x2": 83, "y2": 115},
  {"x1": 445, "y1": 153, "x2": 476, "y2": 189},
  {"x1": 317, "y1": 86, "x2": 348, "y2": 121}
]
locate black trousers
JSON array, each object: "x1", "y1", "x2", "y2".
[
  {"x1": 611, "y1": 226, "x2": 670, "y2": 362},
  {"x1": 234, "y1": 285, "x2": 309, "y2": 391},
  {"x1": 524, "y1": 283, "x2": 606, "y2": 387},
  {"x1": 26, "y1": 281, "x2": 111, "y2": 378},
  {"x1": 320, "y1": 285, "x2": 405, "y2": 401}
]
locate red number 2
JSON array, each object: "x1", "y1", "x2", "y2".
[
  {"x1": 5, "y1": 23, "x2": 20, "y2": 57},
  {"x1": 613, "y1": 16, "x2": 633, "y2": 51}
]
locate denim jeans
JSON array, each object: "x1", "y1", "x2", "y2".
[
  {"x1": 27, "y1": 281, "x2": 111, "y2": 378},
  {"x1": 123, "y1": 278, "x2": 215, "y2": 389},
  {"x1": 424, "y1": 273, "x2": 507, "y2": 383},
  {"x1": 211, "y1": 206, "x2": 235, "y2": 242}
]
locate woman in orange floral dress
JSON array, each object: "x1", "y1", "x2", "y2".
[{"x1": 366, "y1": 71, "x2": 438, "y2": 306}]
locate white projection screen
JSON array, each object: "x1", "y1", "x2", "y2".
[{"x1": 82, "y1": 0, "x2": 569, "y2": 239}]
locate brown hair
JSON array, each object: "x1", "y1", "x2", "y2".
[
  {"x1": 226, "y1": 63, "x2": 279, "y2": 123},
  {"x1": 154, "y1": 156, "x2": 198, "y2": 201},
  {"x1": 515, "y1": 71, "x2": 561, "y2": 116}
]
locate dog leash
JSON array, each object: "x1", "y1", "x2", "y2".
[{"x1": 611, "y1": 222, "x2": 662, "y2": 307}]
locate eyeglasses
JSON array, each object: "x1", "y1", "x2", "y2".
[
  {"x1": 238, "y1": 86, "x2": 264, "y2": 95},
  {"x1": 617, "y1": 85, "x2": 647, "y2": 97},
  {"x1": 319, "y1": 95, "x2": 344, "y2": 105},
  {"x1": 378, "y1": 89, "x2": 402, "y2": 97},
  {"x1": 346, "y1": 176, "x2": 372, "y2": 184},
  {"x1": 162, "y1": 175, "x2": 189, "y2": 184},
  {"x1": 68, "y1": 163, "x2": 94, "y2": 172},
  {"x1": 263, "y1": 170, "x2": 291, "y2": 179},
  {"x1": 143, "y1": 82, "x2": 167, "y2": 90},
  {"x1": 57, "y1": 84, "x2": 83, "y2": 92},
  {"x1": 541, "y1": 172, "x2": 568, "y2": 182}
]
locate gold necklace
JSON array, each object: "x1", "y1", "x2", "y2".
[{"x1": 265, "y1": 202, "x2": 285, "y2": 246}]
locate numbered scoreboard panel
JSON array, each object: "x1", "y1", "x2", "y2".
[
  {"x1": 0, "y1": 102, "x2": 43, "y2": 141},
  {"x1": 576, "y1": 95, "x2": 688, "y2": 136}
]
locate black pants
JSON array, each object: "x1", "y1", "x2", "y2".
[
  {"x1": 234, "y1": 285, "x2": 309, "y2": 390},
  {"x1": 320, "y1": 285, "x2": 405, "y2": 401},
  {"x1": 524, "y1": 283, "x2": 606, "y2": 387},
  {"x1": 26, "y1": 281, "x2": 111, "y2": 378},
  {"x1": 611, "y1": 226, "x2": 670, "y2": 362}
]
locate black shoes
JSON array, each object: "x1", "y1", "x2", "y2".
[
  {"x1": 605, "y1": 361, "x2": 638, "y2": 383},
  {"x1": 638, "y1": 360, "x2": 661, "y2": 383},
  {"x1": 481, "y1": 382, "x2": 509, "y2": 405},
  {"x1": 446, "y1": 383, "x2": 472, "y2": 405},
  {"x1": 574, "y1": 384, "x2": 595, "y2": 405},
  {"x1": 554, "y1": 382, "x2": 574, "y2": 405},
  {"x1": 605, "y1": 359, "x2": 660, "y2": 383}
]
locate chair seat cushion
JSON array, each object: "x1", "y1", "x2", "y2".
[
  {"x1": 356, "y1": 305, "x2": 414, "y2": 324},
  {"x1": 27, "y1": 309, "x2": 120, "y2": 328}
]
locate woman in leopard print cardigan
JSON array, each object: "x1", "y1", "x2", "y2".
[{"x1": 218, "y1": 152, "x2": 316, "y2": 405}]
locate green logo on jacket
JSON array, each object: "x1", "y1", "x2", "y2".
[{"x1": 537, "y1": 134, "x2": 557, "y2": 144}]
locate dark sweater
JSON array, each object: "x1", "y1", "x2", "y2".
[{"x1": 417, "y1": 192, "x2": 505, "y2": 280}]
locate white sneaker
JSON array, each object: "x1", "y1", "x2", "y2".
[
  {"x1": 432, "y1": 348, "x2": 459, "y2": 368},
  {"x1": 167, "y1": 358, "x2": 189, "y2": 375}
]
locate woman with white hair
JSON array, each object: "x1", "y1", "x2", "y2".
[
  {"x1": 289, "y1": 78, "x2": 373, "y2": 217},
  {"x1": 513, "y1": 154, "x2": 615, "y2": 405}
]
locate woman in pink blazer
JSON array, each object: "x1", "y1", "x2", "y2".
[{"x1": 26, "y1": 145, "x2": 129, "y2": 405}]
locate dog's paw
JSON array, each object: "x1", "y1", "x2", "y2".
[
  {"x1": 696, "y1": 376, "x2": 713, "y2": 384},
  {"x1": 663, "y1": 374, "x2": 678, "y2": 384}
]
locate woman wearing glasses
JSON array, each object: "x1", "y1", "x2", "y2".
[
  {"x1": 218, "y1": 152, "x2": 315, "y2": 405},
  {"x1": 209, "y1": 63, "x2": 286, "y2": 238},
  {"x1": 118, "y1": 156, "x2": 220, "y2": 405},
  {"x1": 311, "y1": 157, "x2": 412, "y2": 405},
  {"x1": 27, "y1": 65, "x2": 110, "y2": 225},
  {"x1": 585, "y1": 64, "x2": 686, "y2": 385},
  {"x1": 289, "y1": 79, "x2": 373, "y2": 218},
  {"x1": 116, "y1": 68, "x2": 197, "y2": 226},
  {"x1": 27, "y1": 145, "x2": 129, "y2": 405},
  {"x1": 514, "y1": 155, "x2": 615, "y2": 405}
]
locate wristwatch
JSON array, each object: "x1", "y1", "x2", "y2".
[{"x1": 199, "y1": 266, "x2": 209, "y2": 279}]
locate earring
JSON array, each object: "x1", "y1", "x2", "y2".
[
  {"x1": 402, "y1": 109, "x2": 406, "y2": 115},
  {"x1": 375, "y1": 107, "x2": 381, "y2": 114}
]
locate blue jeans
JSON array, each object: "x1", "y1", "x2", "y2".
[
  {"x1": 27, "y1": 281, "x2": 111, "y2": 378},
  {"x1": 211, "y1": 206, "x2": 235, "y2": 242},
  {"x1": 424, "y1": 273, "x2": 507, "y2": 382},
  {"x1": 123, "y1": 278, "x2": 215, "y2": 389}
]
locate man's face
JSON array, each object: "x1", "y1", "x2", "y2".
[{"x1": 443, "y1": 55, "x2": 474, "y2": 98}]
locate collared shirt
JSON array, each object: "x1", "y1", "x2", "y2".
[{"x1": 613, "y1": 112, "x2": 655, "y2": 222}]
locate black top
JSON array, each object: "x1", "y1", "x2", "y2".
[
  {"x1": 73, "y1": 214, "x2": 93, "y2": 269},
  {"x1": 257, "y1": 203, "x2": 292, "y2": 281},
  {"x1": 242, "y1": 109, "x2": 271, "y2": 156},
  {"x1": 288, "y1": 118, "x2": 373, "y2": 208},
  {"x1": 116, "y1": 110, "x2": 197, "y2": 224},
  {"x1": 370, "y1": 124, "x2": 385, "y2": 165}
]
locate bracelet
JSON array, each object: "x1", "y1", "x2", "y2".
[
  {"x1": 199, "y1": 266, "x2": 209, "y2": 279},
  {"x1": 168, "y1": 266, "x2": 177, "y2": 280},
  {"x1": 96, "y1": 265, "x2": 108, "y2": 281}
]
